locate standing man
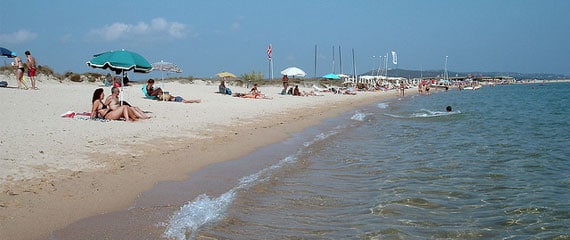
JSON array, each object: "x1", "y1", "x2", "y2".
[{"x1": 25, "y1": 50, "x2": 37, "y2": 90}]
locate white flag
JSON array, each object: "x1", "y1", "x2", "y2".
[{"x1": 391, "y1": 51, "x2": 397, "y2": 65}]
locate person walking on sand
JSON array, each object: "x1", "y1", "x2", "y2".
[
  {"x1": 11, "y1": 52, "x2": 28, "y2": 90},
  {"x1": 25, "y1": 50, "x2": 38, "y2": 90}
]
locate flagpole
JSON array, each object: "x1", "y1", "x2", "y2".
[{"x1": 267, "y1": 44, "x2": 272, "y2": 80}]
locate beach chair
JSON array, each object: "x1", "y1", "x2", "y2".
[{"x1": 141, "y1": 84, "x2": 157, "y2": 100}]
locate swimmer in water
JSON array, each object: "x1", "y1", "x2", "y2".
[{"x1": 446, "y1": 106, "x2": 452, "y2": 112}]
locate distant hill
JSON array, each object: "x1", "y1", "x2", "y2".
[{"x1": 361, "y1": 68, "x2": 569, "y2": 80}]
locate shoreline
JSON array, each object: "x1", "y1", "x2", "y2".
[{"x1": 0, "y1": 75, "x2": 402, "y2": 240}]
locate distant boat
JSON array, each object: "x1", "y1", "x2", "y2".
[{"x1": 463, "y1": 84, "x2": 481, "y2": 90}]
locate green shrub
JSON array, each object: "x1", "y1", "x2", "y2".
[
  {"x1": 69, "y1": 73, "x2": 82, "y2": 82},
  {"x1": 241, "y1": 71, "x2": 264, "y2": 81}
]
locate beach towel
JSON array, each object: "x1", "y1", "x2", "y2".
[
  {"x1": 141, "y1": 84, "x2": 157, "y2": 99},
  {"x1": 61, "y1": 111, "x2": 92, "y2": 120}
]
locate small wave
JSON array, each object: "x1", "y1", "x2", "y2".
[
  {"x1": 377, "y1": 102, "x2": 389, "y2": 109},
  {"x1": 304, "y1": 131, "x2": 338, "y2": 147},
  {"x1": 162, "y1": 191, "x2": 235, "y2": 240},
  {"x1": 412, "y1": 109, "x2": 461, "y2": 118},
  {"x1": 163, "y1": 130, "x2": 340, "y2": 240},
  {"x1": 350, "y1": 112, "x2": 367, "y2": 121},
  {"x1": 385, "y1": 110, "x2": 461, "y2": 119},
  {"x1": 384, "y1": 113, "x2": 408, "y2": 119}
]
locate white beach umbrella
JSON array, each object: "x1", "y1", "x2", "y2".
[
  {"x1": 280, "y1": 67, "x2": 306, "y2": 77},
  {"x1": 152, "y1": 60, "x2": 182, "y2": 97}
]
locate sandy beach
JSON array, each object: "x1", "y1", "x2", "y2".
[{"x1": 0, "y1": 72, "x2": 401, "y2": 239}]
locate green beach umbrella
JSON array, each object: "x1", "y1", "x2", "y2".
[
  {"x1": 86, "y1": 49, "x2": 152, "y2": 74},
  {"x1": 322, "y1": 73, "x2": 340, "y2": 80},
  {"x1": 86, "y1": 49, "x2": 152, "y2": 105}
]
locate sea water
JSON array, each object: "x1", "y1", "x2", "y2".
[
  {"x1": 164, "y1": 83, "x2": 569, "y2": 240},
  {"x1": 51, "y1": 83, "x2": 570, "y2": 239}
]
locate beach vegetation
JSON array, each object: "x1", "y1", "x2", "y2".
[
  {"x1": 64, "y1": 72, "x2": 82, "y2": 82},
  {"x1": 241, "y1": 71, "x2": 264, "y2": 81}
]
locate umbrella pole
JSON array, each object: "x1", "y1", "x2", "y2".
[{"x1": 120, "y1": 70, "x2": 124, "y2": 106}]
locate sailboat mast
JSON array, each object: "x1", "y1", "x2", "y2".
[
  {"x1": 352, "y1": 48, "x2": 356, "y2": 82},
  {"x1": 338, "y1": 46, "x2": 342, "y2": 74},
  {"x1": 385, "y1": 52, "x2": 389, "y2": 78},
  {"x1": 332, "y1": 45, "x2": 335, "y2": 74},
  {"x1": 444, "y1": 56, "x2": 449, "y2": 80},
  {"x1": 314, "y1": 44, "x2": 318, "y2": 78}
]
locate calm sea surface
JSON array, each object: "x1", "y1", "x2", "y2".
[{"x1": 52, "y1": 83, "x2": 570, "y2": 240}]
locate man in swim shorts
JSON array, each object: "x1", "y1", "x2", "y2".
[{"x1": 25, "y1": 50, "x2": 38, "y2": 90}]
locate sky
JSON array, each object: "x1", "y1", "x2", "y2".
[{"x1": 1, "y1": 0, "x2": 569, "y2": 80}]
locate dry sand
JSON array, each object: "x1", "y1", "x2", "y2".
[{"x1": 0, "y1": 72, "x2": 401, "y2": 239}]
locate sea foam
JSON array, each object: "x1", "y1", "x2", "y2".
[{"x1": 163, "y1": 129, "x2": 340, "y2": 240}]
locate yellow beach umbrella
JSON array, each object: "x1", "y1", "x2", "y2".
[{"x1": 216, "y1": 71, "x2": 237, "y2": 78}]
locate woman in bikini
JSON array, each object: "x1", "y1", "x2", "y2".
[
  {"x1": 90, "y1": 88, "x2": 135, "y2": 121},
  {"x1": 11, "y1": 53, "x2": 28, "y2": 90}
]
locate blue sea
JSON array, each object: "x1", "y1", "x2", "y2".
[{"x1": 51, "y1": 83, "x2": 570, "y2": 240}]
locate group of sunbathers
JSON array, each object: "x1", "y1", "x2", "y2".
[
  {"x1": 90, "y1": 87, "x2": 149, "y2": 121},
  {"x1": 90, "y1": 78, "x2": 202, "y2": 121}
]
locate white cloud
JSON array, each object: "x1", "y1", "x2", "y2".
[
  {"x1": 88, "y1": 18, "x2": 189, "y2": 42},
  {"x1": 0, "y1": 29, "x2": 38, "y2": 43}
]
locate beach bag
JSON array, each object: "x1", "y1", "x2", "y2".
[
  {"x1": 225, "y1": 88, "x2": 232, "y2": 95},
  {"x1": 0, "y1": 81, "x2": 7, "y2": 88}
]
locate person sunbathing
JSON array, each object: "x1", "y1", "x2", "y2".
[
  {"x1": 146, "y1": 79, "x2": 201, "y2": 103},
  {"x1": 106, "y1": 87, "x2": 150, "y2": 119},
  {"x1": 90, "y1": 88, "x2": 135, "y2": 121},
  {"x1": 146, "y1": 79, "x2": 163, "y2": 97},
  {"x1": 236, "y1": 83, "x2": 272, "y2": 99}
]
